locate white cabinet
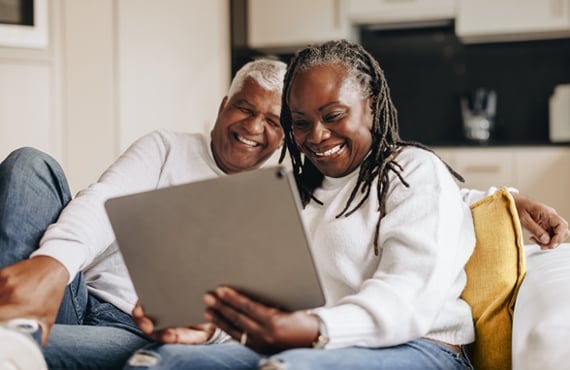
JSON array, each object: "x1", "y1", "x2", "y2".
[
  {"x1": 247, "y1": 0, "x2": 352, "y2": 50},
  {"x1": 434, "y1": 146, "x2": 570, "y2": 240},
  {"x1": 347, "y1": 0, "x2": 455, "y2": 25},
  {"x1": 436, "y1": 148, "x2": 515, "y2": 190},
  {"x1": 456, "y1": 0, "x2": 570, "y2": 43}
]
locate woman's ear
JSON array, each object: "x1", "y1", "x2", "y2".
[{"x1": 368, "y1": 97, "x2": 376, "y2": 112}]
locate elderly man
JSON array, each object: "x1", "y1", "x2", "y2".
[{"x1": 0, "y1": 58, "x2": 287, "y2": 369}]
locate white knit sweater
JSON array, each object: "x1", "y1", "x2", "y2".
[
  {"x1": 308, "y1": 147, "x2": 476, "y2": 349},
  {"x1": 32, "y1": 129, "x2": 225, "y2": 314},
  {"x1": 31, "y1": 130, "x2": 488, "y2": 349}
]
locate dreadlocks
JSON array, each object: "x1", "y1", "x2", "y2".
[{"x1": 279, "y1": 39, "x2": 463, "y2": 255}]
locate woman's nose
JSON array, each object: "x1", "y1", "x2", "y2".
[{"x1": 307, "y1": 121, "x2": 330, "y2": 144}]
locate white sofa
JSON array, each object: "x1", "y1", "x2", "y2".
[{"x1": 512, "y1": 243, "x2": 570, "y2": 370}]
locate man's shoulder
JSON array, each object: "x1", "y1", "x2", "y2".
[{"x1": 153, "y1": 129, "x2": 205, "y2": 143}]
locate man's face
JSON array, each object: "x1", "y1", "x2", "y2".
[{"x1": 210, "y1": 78, "x2": 283, "y2": 174}]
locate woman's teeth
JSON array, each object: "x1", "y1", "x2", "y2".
[{"x1": 314, "y1": 144, "x2": 342, "y2": 157}]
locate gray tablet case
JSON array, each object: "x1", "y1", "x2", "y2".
[{"x1": 105, "y1": 166, "x2": 325, "y2": 330}]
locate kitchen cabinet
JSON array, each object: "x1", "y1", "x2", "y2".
[
  {"x1": 456, "y1": 0, "x2": 570, "y2": 43},
  {"x1": 247, "y1": 0, "x2": 351, "y2": 51},
  {"x1": 435, "y1": 148, "x2": 516, "y2": 191},
  {"x1": 347, "y1": 0, "x2": 455, "y2": 25},
  {"x1": 434, "y1": 146, "x2": 570, "y2": 241}
]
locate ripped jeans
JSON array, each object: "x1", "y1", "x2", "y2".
[
  {"x1": 0, "y1": 148, "x2": 150, "y2": 370},
  {"x1": 123, "y1": 338, "x2": 473, "y2": 370}
]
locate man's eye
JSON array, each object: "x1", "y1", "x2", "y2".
[
  {"x1": 267, "y1": 119, "x2": 280, "y2": 128},
  {"x1": 238, "y1": 107, "x2": 252, "y2": 114}
]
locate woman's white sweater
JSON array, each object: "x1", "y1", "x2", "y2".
[{"x1": 308, "y1": 147, "x2": 476, "y2": 348}]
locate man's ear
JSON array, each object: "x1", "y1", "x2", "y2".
[{"x1": 218, "y1": 96, "x2": 229, "y2": 115}]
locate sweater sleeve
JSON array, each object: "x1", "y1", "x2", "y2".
[
  {"x1": 31, "y1": 130, "x2": 172, "y2": 283},
  {"x1": 314, "y1": 149, "x2": 476, "y2": 348},
  {"x1": 460, "y1": 186, "x2": 519, "y2": 206}
]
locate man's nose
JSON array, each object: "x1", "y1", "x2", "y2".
[{"x1": 243, "y1": 115, "x2": 264, "y2": 134}]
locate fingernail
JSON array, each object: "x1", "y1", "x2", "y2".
[
  {"x1": 539, "y1": 234, "x2": 549, "y2": 243},
  {"x1": 164, "y1": 330, "x2": 177, "y2": 342},
  {"x1": 204, "y1": 294, "x2": 216, "y2": 306}
]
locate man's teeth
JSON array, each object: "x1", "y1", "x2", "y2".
[
  {"x1": 315, "y1": 144, "x2": 342, "y2": 157},
  {"x1": 236, "y1": 135, "x2": 258, "y2": 146}
]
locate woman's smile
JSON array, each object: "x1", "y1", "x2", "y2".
[
  {"x1": 312, "y1": 143, "x2": 346, "y2": 158},
  {"x1": 289, "y1": 64, "x2": 373, "y2": 178}
]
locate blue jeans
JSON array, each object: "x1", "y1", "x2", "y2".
[
  {"x1": 123, "y1": 339, "x2": 473, "y2": 370},
  {"x1": 0, "y1": 147, "x2": 150, "y2": 369}
]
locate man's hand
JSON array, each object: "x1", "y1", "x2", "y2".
[
  {"x1": 132, "y1": 302, "x2": 216, "y2": 344},
  {"x1": 512, "y1": 192, "x2": 570, "y2": 249},
  {"x1": 0, "y1": 256, "x2": 69, "y2": 344}
]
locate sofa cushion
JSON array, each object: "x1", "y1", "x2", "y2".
[
  {"x1": 460, "y1": 187, "x2": 526, "y2": 370},
  {"x1": 512, "y1": 243, "x2": 570, "y2": 370}
]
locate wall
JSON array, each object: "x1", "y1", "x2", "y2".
[
  {"x1": 0, "y1": 0, "x2": 230, "y2": 193},
  {"x1": 117, "y1": 0, "x2": 230, "y2": 151},
  {"x1": 0, "y1": 0, "x2": 61, "y2": 174}
]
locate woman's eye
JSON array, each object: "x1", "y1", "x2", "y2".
[
  {"x1": 324, "y1": 112, "x2": 343, "y2": 122},
  {"x1": 293, "y1": 120, "x2": 308, "y2": 129}
]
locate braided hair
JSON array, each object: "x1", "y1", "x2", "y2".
[{"x1": 279, "y1": 40, "x2": 463, "y2": 255}]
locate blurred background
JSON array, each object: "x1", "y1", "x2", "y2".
[{"x1": 1, "y1": 0, "x2": 569, "y2": 224}]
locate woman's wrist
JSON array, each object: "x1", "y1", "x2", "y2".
[{"x1": 305, "y1": 311, "x2": 330, "y2": 349}]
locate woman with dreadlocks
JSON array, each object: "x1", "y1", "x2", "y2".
[
  {"x1": 122, "y1": 39, "x2": 476, "y2": 370},
  {"x1": 202, "y1": 39, "x2": 474, "y2": 370}
]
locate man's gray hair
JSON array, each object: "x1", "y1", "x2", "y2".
[{"x1": 227, "y1": 58, "x2": 287, "y2": 99}]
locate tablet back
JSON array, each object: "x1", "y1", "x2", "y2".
[{"x1": 105, "y1": 166, "x2": 324, "y2": 330}]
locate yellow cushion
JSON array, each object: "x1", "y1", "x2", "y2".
[{"x1": 461, "y1": 187, "x2": 526, "y2": 370}]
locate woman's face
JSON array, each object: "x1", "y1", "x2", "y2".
[{"x1": 288, "y1": 64, "x2": 374, "y2": 178}]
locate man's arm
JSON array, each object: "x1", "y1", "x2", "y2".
[
  {"x1": 461, "y1": 187, "x2": 570, "y2": 249},
  {"x1": 511, "y1": 192, "x2": 570, "y2": 249}
]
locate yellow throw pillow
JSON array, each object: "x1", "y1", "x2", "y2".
[{"x1": 461, "y1": 187, "x2": 526, "y2": 370}]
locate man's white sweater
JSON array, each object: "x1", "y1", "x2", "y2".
[{"x1": 32, "y1": 130, "x2": 224, "y2": 314}]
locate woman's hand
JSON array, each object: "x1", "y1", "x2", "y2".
[
  {"x1": 512, "y1": 192, "x2": 570, "y2": 249},
  {"x1": 203, "y1": 286, "x2": 319, "y2": 354},
  {"x1": 132, "y1": 302, "x2": 216, "y2": 344}
]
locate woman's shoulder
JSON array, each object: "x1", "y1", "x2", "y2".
[
  {"x1": 392, "y1": 146, "x2": 455, "y2": 184},
  {"x1": 394, "y1": 146, "x2": 442, "y2": 167}
]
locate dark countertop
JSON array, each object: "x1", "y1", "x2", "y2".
[{"x1": 427, "y1": 140, "x2": 570, "y2": 148}]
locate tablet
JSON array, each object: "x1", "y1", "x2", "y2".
[{"x1": 105, "y1": 166, "x2": 325, "y2": 330}]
